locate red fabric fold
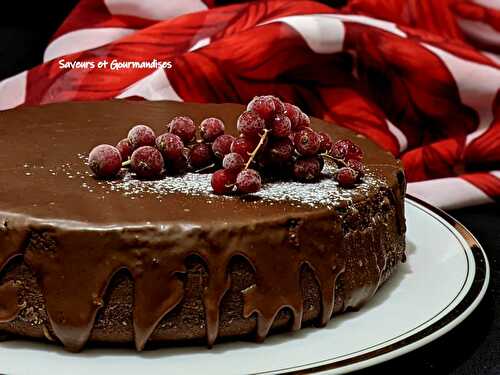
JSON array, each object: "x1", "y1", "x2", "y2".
[{"x1": 0, "y1": 0, "x2": 498, "y2": 208}]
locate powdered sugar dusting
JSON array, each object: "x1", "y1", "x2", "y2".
[
  {"x1": 255, "y1": 172, "x2": 382, "y2": 207},
  {"x1": 105, "y1": 163, "x2": 387, "y2": 208}
]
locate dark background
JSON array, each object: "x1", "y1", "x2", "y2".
[{"x1": 0, "y1": 2, "x2": 499, "y2": 374}]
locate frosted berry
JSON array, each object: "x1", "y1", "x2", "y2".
[
  {"x1": 247, "y1": 95, "x2": 284, "y2": 122},
  {"x1": 297, "y1": 112, "x2": 311, "y2": 130},
  {"x1": 347, "y1": 159, "x2": 365, "y2": 177},
  {"x1": 156, "y1": 133, "x2": 184, "y2": 161},
  {"x1": 131, "y1": 146, "x2": 164, "y2": 179},
  {"x1": 293, "y1": 128, "x2": 321, "y2": 156},
  {"x1": 88, "y1": 144, "x2": 122, "y2": 178},
  {"x1": 200, "y1": 118, "x2": 225, "y2": 142},
  {"x1": 237, "y1": 110, "x2": 265, "y2": 138},
  {"x1": 212, "y1": 134, "x2": 235, "y2": 159},
  {"x1": 223, "y1": 152, "x2": 245, "y2": 173},
  {"x1": 330, "y1": 139, "x2": 349, "y2": 159},
  {"x1": 346, "y1": 142, "x2": 363, "y2": 161},
  {"x1": 284, "y1": 102, "x2": 302, "y2": 131},
  {"x1": 189, "y1": 143, "x2": 214, "y2": 169},
  {"x1": 270, "y1": 96, "x2": 286, "y2": 115},
  {"x1": 293, "y1": 157, "x2": 321, "y2": 182},
  {"x1": 318, "y1": 132, "x2": 333, "y2": 153},
  {"x1": 270, "y1": 114, "x2": 292, "y2": 138},
  {"x1": 116, "y1": 138, "x2": 132, "y2": 160},
  {"x1": 336, "y1": 167, "x2": 358, "y2": 187},
  {"x1": 268, "y1": 138, "x2": 294, "y2": 163},
  {"x1": 331, "y1": 139, "x2": 363, "y2": 161},
  {"x1": 211, "y1": 169, "x2": 236, "y2": 195},
  {"x1": 168, "y1": 116, "x2": 196, "y2": 143},
  {"x1": 231, "y1": 137, "x2": 257, "y2": 161},
  {"x1": 236, "y1": 169, "x2": 262, "y2": 193},
  {"x1": 128, "y1": 125, "x2": 156, "y2": 150}
]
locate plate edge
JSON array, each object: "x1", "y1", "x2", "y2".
[{"x1": 282, "y1": 195, "x2": 490, "y2": 375}]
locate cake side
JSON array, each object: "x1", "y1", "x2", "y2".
[{"x1": 0, "y1": 185, "x2": 405, "y2": 350}]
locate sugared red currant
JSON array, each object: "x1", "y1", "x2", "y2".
[
  {"x1": 211, "y1": 169, "x2": 236, "y2": 195},
  {"x1": 128, "y1": 125, "x2": 156, "y2": 150},
  {"x1": 270, "y1": 114, "x2": 292, "y2": 138},
  {"x1": 268, "y1": 138, "x2": 294, "y2": 163},
  {"x1": 168, "y1": 116, "x2": 196, "y2": 143},
  {"x1": 336, "y1": 167, "x2": 358, "y2": 187},
  {"x1": 284, "y1": 102, "x2": 302, "y2": 131},
  {"x1": 223, "y1": 152, "x2": 245, "y2": 173},
  {"x1": 318, "y1": 132, "x2": 333, "y2": 154},
  {"x1": 130, "y1": 146, "x2": 164, "y2": 179},
  {"x1": 331, "y1": 139, "x2": 363, "y2": 161},
  {"x1": 116, "y1": 138, "x2": 132, "y2": 160},
  {"x1": 237, "y1": 110, "x2": 265, "y2": 139},
  {"x1": 293, "y1": 157, "x2": 321, "y2": 182},
  {"x1": 346, "y1": 142, "x2": 363, "y2": 161},
  {"x1": 247, "y1": 95, "x2": 284, "y2": 122},
  {"x1": 212, "y1": 134, "x2": 235, "y2": 159},
  {"x1": 230, "y1": 136, "x2": 257, "y2": 161},
  {"x1": 189, "y1": 143, "x2": 214, "y2": 170},
  {"x1": 330, "y1": 139, "x2": 349, "y2": 159},
  {"x1": 347, "y1": 159, "x2": 364, "y2": 177},
  {"x1": 156, "y1": 133, "x2": 184, "y2": 161},
  {"x1": 88, "y1": 144, "x2": 122, "y2": 178},
  {"x1": 293, "y1": 128, "x2": 321, "y2": 156},
  {"x1": 297, "y1": 112, "x2": 311, "y2": 130},
  {"x1": 200, "y1": 118, "x2": 225, "y2": 142},
  {"x1": 270, "y1": 96, "x2": 286, "y2": 115},
  {"x1": 236, "y1": 169, "x2": 262, "y2": 193}
]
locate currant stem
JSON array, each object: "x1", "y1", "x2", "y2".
[
  {"x1": 195, "y1": 163, "x2": 216, "y2": 173},
  {"x1": 244, "y1": 129, "x2": 269, "y2": 170},
  {"x1": 320, "y1": 153, "x2": 347, "y2": 167},
  {"x1": 122, "y1": 159, "x2": 131, "y2": 167}
]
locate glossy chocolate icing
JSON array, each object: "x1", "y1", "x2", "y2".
[{"x1": 0, "y1": 100, "x2": 406, "y2": 351}]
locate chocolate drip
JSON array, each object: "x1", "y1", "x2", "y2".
[
  {"x1": 0, "y1": 281, "x2": 19, "y2": 323},
  {"x1": 0, "y1": 208, "x2": 402, "y2": 350},
  {"x1": 13, "y1": 217, "x2": 351, "y2": 350},
  {"x1": 200, "y1": 253, "x2": 231, "y2": 347},
  {"x1": 0, "y1": 218, "x2": 28, "y2": 323},
  {"x1": 23, "y1": 226, "x2": 191, "y2": 351},
  {"x1": 242, "y1": 218, "x2": 345, "y2": 339},
  {"x1": 131, "y1": 233, "x2": 187, "y2": 351},
  {"x1": 0, "y1": 218, "x2": 27, "y2": 272},
  {"x1": 25, "y1": 227, "x2": 124, "y2": 351}
]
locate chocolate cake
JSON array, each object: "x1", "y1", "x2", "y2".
[{"x1": 0, "y1": 100, "x2": 406, "y2": 352}]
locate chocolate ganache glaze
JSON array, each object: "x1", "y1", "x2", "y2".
[{"x1": 0, "y1": 100, "x2": 406, "y2": 352}]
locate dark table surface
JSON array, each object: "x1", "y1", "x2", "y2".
[{"x1": 1, "y1": 2, "x2": 499, "y2": 374}]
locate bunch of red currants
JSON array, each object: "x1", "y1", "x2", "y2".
[{"x1": 87, "y1": 95, "x2": 365, "y2": 194}]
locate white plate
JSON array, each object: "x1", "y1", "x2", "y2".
[{"x1": 0, "y1": 197, "x2": 489, "y2": 375}]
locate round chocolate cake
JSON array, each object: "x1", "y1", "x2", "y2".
[{"x1": 0, "y1": 100, "x2": 406, "y2": 352}]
